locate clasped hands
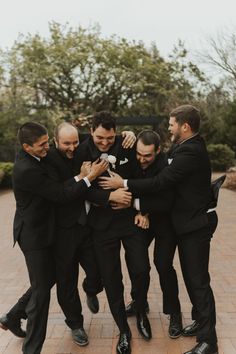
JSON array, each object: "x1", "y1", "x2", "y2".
[
  {"x1": 78, "y1": 161, "x2": 132, "y2": 210},
  {"x1": 99, "y1": 171, "x2": 124, "y2": 189},
  {"x1": 99, "y1": 171, "x2": 129, "y2": 207}
]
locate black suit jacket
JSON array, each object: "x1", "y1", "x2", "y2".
[
  {"x1": 128, "y1": 135, "x2": 213, "y2": 235},
  {"x1": 13, "y1": 150, "x2": 90, "y2": 251},
  {"x1": 45, "y1": 145, "x2": 110, "y2": 228},
  {"x1": 74, "y1": 136, "x2": 137, "y2": 231},
  {"x1": 133, "y1": 151, "x2": 174, "y2": 238},
  {"x1": 134, "y1": 151, "x2": 174, "y2": 215}
]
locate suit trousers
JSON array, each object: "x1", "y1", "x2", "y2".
[
  {"x1": 93, "y1": 222, "x2": 150, "y2": 333},
  {"x1": 129, "y1": 217, "x2": 181, "y2": 315},
  {"x1": 152, "y1": 218, "x2": 181, "y2": 314},
  {"x1": 54, "y1": 223, "x2": 103, "y2": 329},
  {"x1": 177, "y1": 211, "x2": 218, "y2": 345},
  {"x1": 21, "y1": 247, "x2": 55, "y2": 354},
  {"x1": 7, "y1": 287, "x2": 32, "y2": 320}
]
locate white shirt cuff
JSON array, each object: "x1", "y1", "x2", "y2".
[
  {"x1": 83, "y1": 177, "x2": 91, "y2": 187},
  {"x1": 133, "y1": 198, "x2": 140, "y2": 211},
  {"x1": 74, "y1": 175, "x2": 91, "y2": 187},
  {"x1": 124, "y1": 179, "x2": 128, "y2": 188},
  {"x1": 85, "y1": 200, "x2": 91, "y2": 214}
]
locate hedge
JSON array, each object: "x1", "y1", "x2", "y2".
[
  {"x1": 207, "y1": 144, "x2": 235, "y2": 171},
  {"x1": 0, "y1": 162, "x2": 14, "y2": 188}
]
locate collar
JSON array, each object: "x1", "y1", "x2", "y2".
[
  {"x1": 29, "y1": 154, "x2": 41, "y2": 161},
  {"x1": 179, "y1": 133, "x2": 199, "y2": 145},
  {"x1": 88, "y1": 136, "x2": 120, "y2": 161}
]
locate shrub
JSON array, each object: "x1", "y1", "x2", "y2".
[
  {"x1": 207, "y1": 144, "x2": 235, "y2": 171},
  {"x1": 0, "y1": 169, "x2": 5, "y2": 184},
  {"x1": 0, "y1": 162, "x2": 14, "y2": 188}
]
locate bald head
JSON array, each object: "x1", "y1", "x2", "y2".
[{"x1": 54, "y1": 122, "x2": 79, "y2": 159}]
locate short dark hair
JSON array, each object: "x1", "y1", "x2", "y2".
[
  {"x1": 137, "y1": 130, "x2": 161, "y2": 151},
  {"x1": 170, "y1": 104, "x2": 200, "y2": 133},
  {"x1": 18, "y1": 122, "x2": 48, "y2": 146},
  {"x1": 91, "y1": 111, "x2": 116, "y2": 131}
]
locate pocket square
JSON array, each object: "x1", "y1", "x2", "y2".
[
  {"x1": 120, "y1": 158, "x2": 128, "y2": 165},
  {"x1": 168, "y1": 158, "x2": 173, "y2": 165}
]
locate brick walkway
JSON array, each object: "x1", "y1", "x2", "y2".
[{"x1": 0, "y1": 188, "x2": 236, "y2": 354}]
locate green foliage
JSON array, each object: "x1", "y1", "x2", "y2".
[
  {"x1": 4, "y1": 23, "x2": 201, "y2": 117},
  {"x1": 0, "y1": 169, "x2": 4, "y2": 184},
  {"x1": 198, "y1": 84, "x2": 230, "y2": 144},
  {"x1": 0, "y1": 162, "x2": 14, "y2": 188},
  {"x1": 207, "y1": 144, "x2": 235, "y2": 171},
  {"x1": 0, "y1": 21, "x2": 234, "y2": 151},
  {"x1": 224, "y1": 99, "x2": 236, "y2": 153}
]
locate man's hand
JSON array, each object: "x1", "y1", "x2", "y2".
[
  {"x1": 121, "y1": 131, "x2": 136, "y2": 149},
  {"x1": 99, "y1": 172, "x2": 124, "y2": 189},
  {"x1": 79, "y1": 161, "x2": 92, "y2": 179},
  {"x1": 86, "y1": 159, "x2": 108, "y2": 182},
  {"x1": 134, "y1": 212, "x2": 149, "y2": 229},
  {"x1": 109, "y1": 188, "x2": 132, "y2": 205}
]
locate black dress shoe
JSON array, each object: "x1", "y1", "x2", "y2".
[
  {"x1": 136, "y1": 312, "x2": 152, "y2": 341},
  {"x1": 116, "y1": 329, "x2": 132, "y2": 354},
  {"x1": 86, "y1": 294, "x2": 99, "y2": 314},
  {"x1": 184, "y1": 341, "x2": 218, "y2": 354},
  {"x1": 168, "y1": 312, "x2": 183, "y2": 339},
  {"x1": 71, "y1": 327, "x2": 89, "y2": 346},
  {"x1": 182, "y1": 320, "x2": 200, "y2": 337},
  {"x1": 0, "y1": 314, "x2": 26, "y2": 338},
  {"x1": 125, "y1": 300, "x2": 150, "y2": 317}
]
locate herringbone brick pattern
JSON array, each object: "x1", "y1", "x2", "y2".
[{"x1": 0, "y1": 187, "x2": 236, "y2": 354}]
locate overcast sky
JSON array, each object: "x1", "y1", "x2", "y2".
[{"x1": 0, "y1": 0, "x2": 235, "y2": 58}]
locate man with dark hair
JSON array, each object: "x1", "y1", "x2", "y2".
[
  {"x1": 74, "y1": 111, "x2": 152, "y2": 354},
  {"x1": 47, "y1": 122, "x2": 132, "y2": 345},
  {"x1": 5, "y1": 121, "x2": 108, "y2": 354},
  {"x1": 0, "y1": 122, "x2": 134, "y2": 348},
  {"x1": 117, "y1": 130, "x2": 182, "y2": 338},
  {"x1": 100, "y1": 105, "x2": 218, "y2": 354}
]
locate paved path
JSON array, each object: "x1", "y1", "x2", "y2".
[{"x1": 0, "y1": 188, "x2": 236, "y2": 354}]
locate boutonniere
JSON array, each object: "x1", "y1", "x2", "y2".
[
  {"x1": 100, "y1": 153, "x2": 117, "y2": 176},
  {"x1": 107, "y1": 155, "x2": 117, "y2": 170}
]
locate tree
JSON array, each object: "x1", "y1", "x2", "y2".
[
  {"x1": 0, "y1": 22, "x2": 211, "y2": 157},
  {"x1": 199, "y1": 28, "x2": 236, "y2": 90}
]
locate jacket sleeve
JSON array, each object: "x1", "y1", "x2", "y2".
[
  {"x1": 139, "y1": 189, "x2": 174, "y2": 214},
  {"x1": 85, "y1": 187, "x2": 110, "y2": 206},
  {"x1": 128, "y1": 145, "x2": 199, "y2": 195},
  {"x1": 16, "y1": 165, "x2": 89, "y2": 204}
]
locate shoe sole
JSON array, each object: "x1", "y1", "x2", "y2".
[
  {"x1": 73, "y1": 339, "x2": 89, "y2": 346},
  {"x1": 141, "y1": 336, "x2": 152, "y2": 341},
  {"x1": 0, "y1": 323, "x2": 8, "y2": 331},
  {"x1": 88, "y1": 309, "x2": 99, "y2": 314},
  {"x1": 169, "y1": 333, "x2": 182, "y2": 339},
  {"x1": 181, "y1": 332, "x2": 197, "y2": 337},
  {"x1": 138, "y1": 331, "x2": 152, "y2": 341}
]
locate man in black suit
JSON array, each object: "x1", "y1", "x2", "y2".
[
  {"x1": 0, "y1": 122, "x2": 132, "y2": 349},
  {"x1": 74, "y1": 111, "x2": 152, "y2": 354},
  {"x1": 46, "y1": 122, "x2": 132, "y2": 345},
  {"x1": 9, "y1": 122, "x2": 108, "y2": 354},
  {"x1": 100, "y1": 105, "x2": 218, "y2": 354},
  {"x1": 117, "y1": 130, "x2": 183, "y2": 338}
]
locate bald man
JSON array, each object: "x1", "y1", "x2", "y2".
[{"x1": 0, "y1": 122, "x2": 134, "y2": 347}]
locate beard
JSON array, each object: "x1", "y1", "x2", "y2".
[{"x1": 171, "y1": 132, "x2": 181, "y2": 144}]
